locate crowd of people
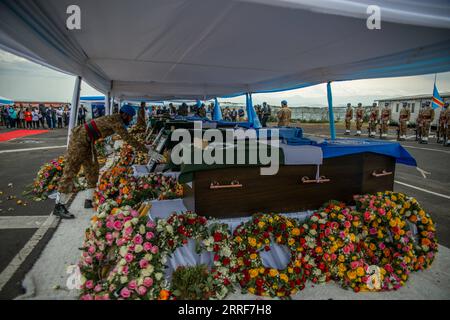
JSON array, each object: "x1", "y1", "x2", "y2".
[{"x1": 0, "y1": 104, "x2": 73, "y2": 130}]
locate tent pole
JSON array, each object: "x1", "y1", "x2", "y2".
[
  {"x1": 105, "y1": 91, "x2": 111, "y2": 115},
  {"x1": 67, "y1": 76, "x2": 82, "y2": 146},
  {"x1": 327, "y1": 81, "x2": 336, "y2": 140}
]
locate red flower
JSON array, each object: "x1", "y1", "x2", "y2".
[
  {"x1": 264, "y1": 245, "x2": 270, "y2": 252},
  {"x1": 256, "y1": 279, "x2": 264, "y2": 287},
  {"x1": 213, "y1": 232, "x2": 222, "y2": 242},
  {"x1": 222, "y1": 258, "x2": 230, "y2": 266},
  {"x1": 223, "y1": 278, "x2": 231, "y2": 286},
  {"x1": 214, "y1": 254, "x2": 220, "y2": 261},
  {"x1": 281, "y1": 224, "x2": 287, "y2": 231},
  {"x1": 168, "y1": 239, "x2": 174, "y2": 247}
]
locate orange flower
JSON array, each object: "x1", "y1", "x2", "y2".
[
  {"x1": 159, "y1": 290, "x2": 170, "y2": 300},
  {"x1": 421, "y1": 238, "x2": 431, "y2": 246},
  {"x1": 315, "y1": 247, "x2": 323, "y2": 254},
  {"x1": 409, "y1": 215, "x2": 417, "y2": 223}
]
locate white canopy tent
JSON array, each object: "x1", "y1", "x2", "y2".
[{"x1": 0, "y1": 0, "x2": 449, "y2": 100}]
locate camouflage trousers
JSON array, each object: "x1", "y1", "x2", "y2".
[
  {"x1": 356, "y1": 119, "x2": 363, "y2": 131},
  {"x1": 369, "y1": 121, "x2": 377, "y2": 134},
  {"x1": 399, "y1": 120, "x2": 408, "y2": 136},
  {"x1": 421, "y1": 121, "x2": 431, "y2": 138},
  {"x1": 381, "y1": 121, "x2": 389, "y2": 134},
  {"x1": 345, "y1": 120, "x2": 351, "y2": 130},
  {"x1": 58, "y1": 126, "x2": 99, "y2": 194},
  {"x1": 437, "y1": 123, "x2": 446, "y2": 139}
]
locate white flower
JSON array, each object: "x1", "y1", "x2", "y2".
[
  {"x1": 311, "y1": 216, "x2": 319, "y2": 222},
  {"x1": 135, "y1": 245, "x2": 143, "y2": 253},
  {"x1": 124, "y1": 221, "x2": 132, "y2": 228},
  {"x1": 146, "y1": 265, "x2": 154, "y2": 275},
  {"x1": 120, "y1": 276, "x2": 128, "y2": 284},
  {"x1": 144, "y1": 254, "x2": 152, "y2": 261},
  {"x1": 310, "y1": 229, "x2": 317, "y2": 236},
  {"x1": 119, "y1": 258, "x2": 127, "y2": 266},
  {"x1": 139, "y1": 225, "x2": 146, "y2": 234},
  {"x1": 161, "y1": 256, "x2": 167, "y2": 264},
  {"x1": 131, "y1": 218, "x2": 139, "y2": 225},
  {"x1": 155, "y1": 273, "x2": 163, "y2": 281},
  {"x1": 166, "y1": 225, "x2": 173, "y2": 234},
  {"x1": 220, "y1": 247, "x2": 231, "y2": 257},
  {"x1": 119, "y1": 246, "x2": 128, "y2": 257}
]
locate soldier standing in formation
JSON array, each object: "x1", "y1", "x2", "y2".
[
  {"x1": 437, "y1": 102, "x2": 448, "y2": 143},
  {"x1": 380, "y1": 102, "x2": 391, "y2": 139},
  {"x1": 277, "y1": 100, "x2": 292, "y2": 127},
  {"x1": 444, "y1": 103, "x2": 450, "y2": 146},
  {"x1": 418, "y1": 101, "x2": 435, "y2": 144},
  {"x1": 368, "y1": 102, "x2": 379, "y2": 138},
  {"x1": 344, "y1": 103, "x2": 353, "y2": 135},
  {"x1": 355, "y1": 103, "x2": 364, "y2": 136},
  {"x1": 398, "y1": 102, "x2": 410, "y2": 141}
]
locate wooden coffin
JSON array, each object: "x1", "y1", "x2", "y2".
[{"x1": 182, "y1": 152, "x2": 395, "y2": 218}]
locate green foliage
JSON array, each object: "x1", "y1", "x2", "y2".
[{"x1": 170, "y1": 264, "x2": 216, "y2": 300}]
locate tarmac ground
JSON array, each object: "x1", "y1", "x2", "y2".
[{"x1": 0, "y1": 123, "x2": 448, "y2": 299}]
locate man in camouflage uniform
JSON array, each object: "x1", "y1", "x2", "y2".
[
  {"x1": 368, "y1": 102, "x2": 379, "y2": 138},
  {"x1": 355, "y1": 103, "x2": 364, "y2": 136},
  {"x1": 419, "y1": 101, "x2": 435, "y2": 144},
  {"x1": 398, "y1": 102, "x2": 410, "y2": 141},
  {"x1": 54, "y1": 105, "x2": 155, "y2": 219},
  {"x1": 136, "y1": 101, "x2": 147, "y2": 129},
  {"x1": 437, "y1": 102, "x2": 448, "y2": 143},
  {"x1": 344, "y1": 103, "x2": 353, "y2": 135},
  {"x1": 277, "y1": 100, "x2": 292, "y2": 127},
  {"x1": 380, "y1": 102, "x2": 391, "y2": 139},
  {"x1": 445, "y1": 103, "x2": 450, "y2": 146}
]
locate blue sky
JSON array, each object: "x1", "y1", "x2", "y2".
[{"x1": 1, "y1": 49, "x2": 449, "y2": 107}]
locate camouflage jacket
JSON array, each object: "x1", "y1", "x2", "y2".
[{"x1": 82, "y1": 114, "x2": 147, "y2": 152}]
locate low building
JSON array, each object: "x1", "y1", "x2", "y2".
[
  {"x1": 13, "y1": 100, "x2": 70, "y2": 109},
  {"x1": 376, "y1": 92, "x2": 450, "y2": 126}
]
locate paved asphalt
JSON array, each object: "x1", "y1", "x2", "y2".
[{"x1": 0, "y1": 124, "x2": 448, "y2": 299}]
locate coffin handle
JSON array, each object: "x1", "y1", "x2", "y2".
[
  {"x1": 301, "y1": 176, "x2": 331, "y2": 184},
  {"x1": 371, "y1": 170, "x2": 393, "y2": 178},
  {"x1": 210, "y1": 180, "x2": 243, "y2": 189}
]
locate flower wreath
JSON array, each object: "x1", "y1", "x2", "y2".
[
  {"x1": 155, "y1": 212, "x2": 235, "y2": 300},
  {"x1": 354, "y1": 194, "x2": 416, "y2": 291},
  {"x1": 231, "y1": 213, "x2": 307, "y2": 298},
  {"x1": 357, "y1": 191, "x2": 437, "y2": 271},
  {"x1": 303, "y1": 201, "x2": 367, "y2": 291},
  {"x1": 79, "y1": 201, "x2": 166, "y2": 300}
]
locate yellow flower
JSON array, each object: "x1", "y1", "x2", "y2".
[
  {"x1": 288, "y1": 238, "x2": 295, "y2": 246},
  {"x1": 286, "y1": 220, "x2": 293, "y2": 228},
  {"x1": 288, "y1": 267, "x2": 294, "y2": 274},
  {"x1": 422, "y1": 217, "x2": 429, "y2": 224},
  {"x1": 250, "y1": 253, "x2": 258, "y2": 260},
  {"x1": 347, "y1": 271, "x2": 357, "y2": 280},
  {"x1": 294, "y1": 260, "x2": 301, "y2": 267},
  {"x1": 292, "y1": 228, "x2": 301, "y2": 236},
  {"x1": 277, "y1": 292, "x2": 284, "y2": 297},
  {"x1": 356, "y1": 267, "x2": 365, "y2": 277},
  {"x1": 235, "y1": 236, "x2": 242, "y2": 243},
  {"x1": 258, "y1": 221, "x2": 265, "y2": 229},
  {"x1": 259, "y1": 267, "x2": 265, "y2": 274},
  {"x1": 249, "y1": 269, "x2": 259, "y2": 278},
  {"x1": 338, "y1": 255, "x2": 345, "y2": 262},
  {"x1": 338, "y1": 263, "x2": 347, "y2": 273},
  {"x1": 280, "y1": 273, "x2": 289, "y2": 282},
  {"x1": 248, "y1": 287, "x2": 255, "y2": 294},
  {"x1": 269, "y1": 269, "x2": 279, "y2": 277},
  {"x1": 248, "y1": 237, "x2": 257, "y2": 247},
  {"x1": 350, "y1": 233, "x2": 356, "y2": 242}
]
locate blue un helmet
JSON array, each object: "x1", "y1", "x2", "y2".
[
  {"x1": 281, "y1": 100, "x2": 288, "y2": 106},
  {"x1": 120, "y1": 104, "x2": 136, "y2": 117}
]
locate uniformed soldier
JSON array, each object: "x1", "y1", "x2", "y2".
[
  {"x1": 419, "y1": 101, "x2": 435, "y2": 144},
  {"x1": 54, "y1": 105, "x2": 160, "y2": 219},
  {"x1": 355, "y1": 103, "x2": 364, "y2": 136},
  {"x1": 197, "y1": 103, "x2": 207, "y2": 118},
  {"x1": 437, "y1": 102, "x2": 448, "y2": 143},
  {"x1": 344, "y1": 103, "x2": 353, "y2": 135},
  {"x1": 398, "y1": 102, "x2": 410, "y2": 141},
  {"x1": 368, "y1": 102, "x2": 379, "y2": 138},
  {"x1": 380, "y1": 102, "x2": 391, "y2": 139},
  {"x1": 136, "y1": 101, "x2": 147, "y2": 129},
  {"x1": 277, "y1": 100, "x2": 292, "y2": 127},
  {"x1": 445, "y1": 103, "x2": 450, "y2": 146}
]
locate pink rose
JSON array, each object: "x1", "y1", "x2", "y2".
[
  {"x1": 150, "y1": 246, "x2": 159, "y2": 254},
  {"x1": 125, "y1": 253, "x2": 134, "y2": 263},
  {"x1": 124, "y1": 226, "x2": 133, "y2": 236},
  {"x1": 143, "y1": 277, "x2": 153, "y2": 288},
  {"x1": 143, "y1": 242, "x2": 152, "y2": 251},
  {"x1": 343, "y1": 245, "x2": 351, "y2": 255},
  {"x1": 113, "y1": 220, "x2": 123, "y2": 231},
  {"x1": 128, "y1": 280, "x2": 137, "y2": 290},
  {"x1": 385, "y1": 264, "x2": 393, "y2": 273},
  {"x1": 331, "y1": 253, "x2": 337, "y2": 261},
  {"x1": 122, "y1": 266, "x2": 129, "y2": 275},
  {"x1": 81, "y1": 294, "x2": 93, "y2": 300},
  {"x1": 145, "y1": 232, "x2": 155, "y2": 240},
  {"x1": 369, "y1": 228, "x2": 377, "y2": 235},
  {"x1": 131, "y1": 210, "x2": 139, "y2": 217},
  {"x1": 364, "y1": 212, "x2": 371, "y2": 221},
  {"x1": 378, "y1": 242, "x2": 386, "y2": 250},
  {"x1": 106, "y1": 220, "x2": 114, "y2": 229},
  {"x1": 137, "y1": 286, "x2": 147, "y2": 296},
  {"x1": 378, "y1": 208, "x2": 386, "y2": 216},
  {"x1": 88, "y1": 246, "x2": 96, "y2": 254},
  {"x1": 350, "y1": 261, "x2": 359, "y2": 269},
  {"x1": 106, "y1": 233, "x2": 113, "y2": 241},
  {"x1": 147, "y1": 221, "x2": 155, "y2": 228},
  {"x1": 133, "y1": 234, "x2": 143, "y2": 245},
  {"x1": 84, "y1": 256, "x2": 93, "y2": 265},
  {"x1": 94, "y1": 284, "x2": 102, "y2": 292},
  {"x1": 120, "y1": 287, "x2": 131, "y2": 299},
  {"x1": 85, "y1": 280, "x2": 94, "y2": 289},
  {"x1": 343, "y1": 221, "x2": 351, "y2": 229},
  {"x1": 139, "y1": 259, "x2": 149, "y2": 269}
]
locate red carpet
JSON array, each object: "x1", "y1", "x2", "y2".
[{"x1": 0, "y1": 129, "x2": 49, "y2": 142}]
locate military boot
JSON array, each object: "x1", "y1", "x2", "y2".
[{"x1": 54, "y1": 203, "x2": 75, "y2": 219}]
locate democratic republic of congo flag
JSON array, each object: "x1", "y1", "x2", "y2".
[{"x1": 431, "y1": 83, "x2": 444, "y2": 109}]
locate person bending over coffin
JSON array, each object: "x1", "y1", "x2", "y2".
[{"x1": 54, "y1": 105, "x2": 162, "y2": 219}]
